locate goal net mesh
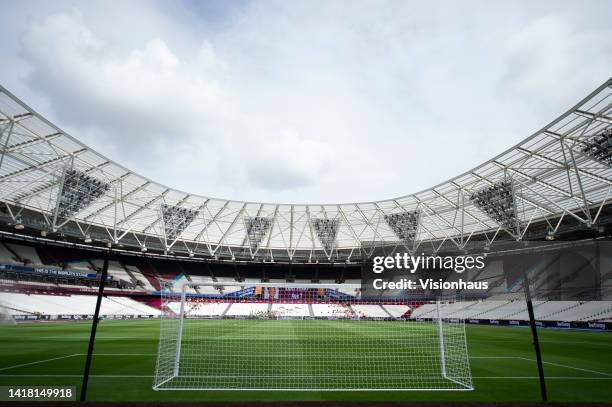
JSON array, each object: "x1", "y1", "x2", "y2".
[{"x1": 153, "y1": 282, "x2": 472, "y2": 391}]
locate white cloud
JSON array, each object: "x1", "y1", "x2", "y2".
[
  {"x1": 20, "y1": 10, "x2": 234, "y2": 140},
  {"x1": 1, "y1": 1, "x2": 611, "y2": 203},
  {"x1": 246, "y1": 128, "x2": 336, "y2": 190},
  {"x1": 501, "y1": 14, "x2": 612, "y2": 111}
]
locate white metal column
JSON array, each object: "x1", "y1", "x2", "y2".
[
  {"x1": 436, "y1": 300, "x2": 447, "y2": 378},
  {"x1": 173, "y1": 284, "x2": 187, "y2": 377}
]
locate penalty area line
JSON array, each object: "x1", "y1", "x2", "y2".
[
  {"x1": 0, "y1": 354, "x2": 80, "y2": 372},
  {"x1": 517, "y1": 357, "x2": 612, "y2": 377}
]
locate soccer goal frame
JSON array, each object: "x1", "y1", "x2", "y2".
[{"x1": 153, "y1": 281, "x2": 473, "y2": 392}]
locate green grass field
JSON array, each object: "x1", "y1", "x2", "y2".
[{"x1": 0, "y1": 319, "x2": 610, "y2": 402}]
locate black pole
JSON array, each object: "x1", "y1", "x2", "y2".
[
  {"x1": 524, "y1": 275, "x2": 547, "y2": 402},
  {"x1": 80, "y1": 254, "x2": 109, "y2": 402}
]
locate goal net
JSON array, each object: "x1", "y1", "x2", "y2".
[{"x1": 153, "y1": 281, "x2": 473, "y2": 391}]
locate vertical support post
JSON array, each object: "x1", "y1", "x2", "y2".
[
  {"x1": 173, "y1": 283, "x2": 187, "y2": 377},
  {"x1": 524, "y1": 276, "x2": 547, "y2": 402},
  {"x1": 436, "y1": 299, "x2": 447, "y2": 378},
  {"x1": 80, "y1": 254, "x2": 109, "y2": 402}
]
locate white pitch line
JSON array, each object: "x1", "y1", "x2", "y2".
[
  {"x1": 0, "y1": 374, "x2": 611, "y2": 381},
  {"x1": 0, "y1": 374, "x2": 152, "y2": 378},
  {"x1": 517, "y1": 357, "x2": 612, "y2": 377},
  {"x1": 80, "y1": 353, "x2": 156, "y2": 356},
  {"x1": 469, "y1": 356, "x2": 522, "y2": 359},
  {"x1": 473, "y1": 377, "x2": 612, "y2": 380},
  {"x1": 0, "y1": 354, "x2": 80, "y2": 372}
]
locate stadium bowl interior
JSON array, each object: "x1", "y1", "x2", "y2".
[{"x1": 0, "y1": 79, "x2": 611, "y2": 403}]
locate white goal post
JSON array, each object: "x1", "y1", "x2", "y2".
[{"x1": 153, "y1": 281, "x2": 473, "y2": 391}]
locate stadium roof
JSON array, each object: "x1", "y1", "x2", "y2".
[{"x1": 0, "y1": 78, "x2": 611, "y2": 262}]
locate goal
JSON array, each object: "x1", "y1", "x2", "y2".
[{"x1": 153, "y1": 281, "x2": 473, "y2": 391}]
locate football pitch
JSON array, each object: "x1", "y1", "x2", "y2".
[{"x1": 0, "y1": 319, "x2": 610, "y2": 402}]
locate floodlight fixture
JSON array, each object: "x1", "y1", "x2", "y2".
[
  {"x1": 582, "y1": 128, "x2": 612, "y2": 165},
  {"x1": 12, "y1": 215, "x2": 24, "y2": 230},
  {"x1": 161, "y1": 204, "x2": 199, "y2": 241},
  {"x1": 384, "y1": 210, "x2": 421, "y2": 244},
  {"x1": 469, "y1": 180, "x2": 518, "y2": 232},
  {"x1": 311, "y1": 217, "x2": 340, "y2": 253},
  {"x1": 54, "y1": 169, "x2": 110, "y2": 221},
  {"x1": 244, "y1": 216, "x2": 272, "y2": 253}
]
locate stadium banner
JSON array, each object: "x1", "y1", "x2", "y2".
[
  {"x1": 433, "y1": 317, "x2": 612, "y2": 330},
  {"x1": 0, "y1": 263, "x2": 111, "y2": 281},
  {"x1": 11, "y1": 314, "x2": 156, "y2": 321}
]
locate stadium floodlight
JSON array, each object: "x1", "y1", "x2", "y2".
[
  {"x1": 244, "y1": 216, "x2": 272, "y2": 254},
  {"x1": 311, "y1": 217, "x2": 340, "y2": 254},
  {"x1": 153, "y1": 281, "x2": 473, "y2": 391},
  {"x1": 581, "y1": 128, "x2": 612, "y2": 165},
  {"x1": 384, "y1": 210, "x2": 421, "y2": 245},
  {"x1": 161, "y1": 204, "x2": 199, "y2": 242},
  {"x1": 53, "y1": 169, "x2": 110, "y2": 221},
  {"x1": 13, "y1": 215, "x2": 24, "y2": 230},
  {"x1": 469, "y1": 180, "x2": 518, "y2": 233}
]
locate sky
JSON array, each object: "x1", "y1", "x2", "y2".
[{"x1": 1, "y1": 0, "x2": 611, "y2": 204}]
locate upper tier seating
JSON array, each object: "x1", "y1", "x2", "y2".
[
  {"x1": 124, "y1": 265, "x2": 156, "y2": 291},
  {"x1": 91, "y1": 260, "x2": 133, "y2": 284},
  {"x1": 5, "y1": 243, "x2": 42, "y2": 266},
  {"x1": 188, "y1": 275, "x2": 221, "y2": 295},
  {"x1": 337, "y1": 280, "x2": 360, "y2": 296},
  {"x1": 0, "y1": 243, "x2": 20, "y2": 264}
]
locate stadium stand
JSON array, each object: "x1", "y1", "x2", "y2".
[
  {"x1": 0, "y1": 243, "x2": 19, "y2": 264},
  {"x1": 351, "y1": 304, "x2": 389, "y2": 318},
  {"x1": 1, "y1": 239, "x2": 611, "y2": 323},
  {"x1": 382, "y1": 304, "x2": 411, "y2": 317},
  {"x1": 0, "y1": 292, "x2": 159, "y2": 316},
  {"x1": 311, "y1": 303, "x2": 354, "y2": 318},
  {"x1": 188, "y1": 302, "x2": 230, "y2": 317},
  {"x1": 4, "y1": 243, "x2": 42, "y2": 266},
  {"x1": 124, "y1": 264, "x2": 156, "y2": 291},
  {"x1": 224, "y1": 302, "x2": 269, "y2": 316},
  {"x1": 271, "y1": 303, "x2": 310, "y2": 317}
]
